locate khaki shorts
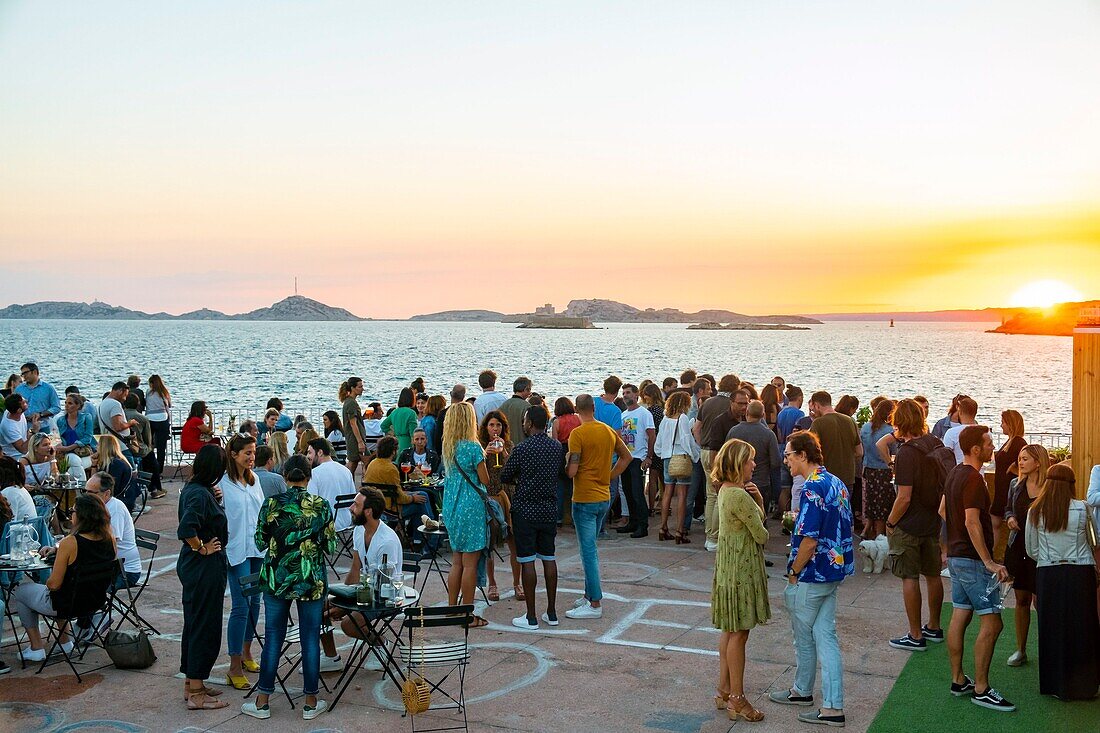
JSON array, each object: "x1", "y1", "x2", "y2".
[{"x1": 888, "y1": 528, "x2": 941, "y2": 579}]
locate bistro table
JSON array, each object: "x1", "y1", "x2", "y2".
[
  {"x1": 0, "y1": 556, "x2": 53, "y2": 665},
  {"x1": 327, "y1": 587, "x2": 420, "y2": 710}
]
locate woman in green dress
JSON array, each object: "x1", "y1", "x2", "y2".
[{"x1": 711, "y1": 438, "x2": 770, "y2": 723}]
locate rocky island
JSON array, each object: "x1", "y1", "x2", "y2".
[
  {"x1": 987, "y1": 300, "x2": 1100, "y2": 337},
  {"x1": 517, "y1": 315, "x2": 596, "y2": 329},
  {"x1": 0, "y1": 295, "x2": 366, "y2": 321},
  {"x1": 688, "y1": 322, "x2": 810, "y2": 331}
]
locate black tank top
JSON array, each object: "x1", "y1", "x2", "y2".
[{"x1": 51, "y1": 533, "x2": 116, "y2": 618}]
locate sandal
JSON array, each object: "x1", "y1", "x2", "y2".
[
  {"x1": 486, "y1": 586, "x2": 500, "y2": 602},
  {"x1": 513, "y1": 585, "x2": 525, "y2": 601},
  {"x1": 182, "y1": 684, "x2": 223, "y2": 702},
  {"x1": 469, "y1": 616, "x2": 489, "y2": 629},
  {"x1": 187, "y1": 688, "x2": 229, "y2": 710},
  {"x1": 715, "y1": 691, "x2": 730, "y2": 710},
  {"x1": 226, "y1": 673, "x2": 250, "y2": 690},
  {"x1": 727, "y1": 694, "x2": 764, "y2": 722},
  {"x1": 242, "y1": 659, "x2": 260, "y2": 672}
]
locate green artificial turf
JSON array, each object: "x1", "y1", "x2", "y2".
[{"x1": 867, "y1": 605, "x2": 1100, "y2": 733}]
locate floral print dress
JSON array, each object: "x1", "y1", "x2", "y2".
[
  {"x1": 442, "y1": 440, "x2": 489, "y2": 553},
  {"x1": 254, "y1": 486, "x2": 337, "y2": 601}
]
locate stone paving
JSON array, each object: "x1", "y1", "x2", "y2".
[{"x1": 1, "y1": 480, "x2": 916, "y2": 733}]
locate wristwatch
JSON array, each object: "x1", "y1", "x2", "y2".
[{"x1": 885, "y1": 521, "x2": 897, "y2": 530}]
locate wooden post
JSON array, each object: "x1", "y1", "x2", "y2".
[{"x1": 1071, "y1": 306, "x2": 1100, "y2": 497}]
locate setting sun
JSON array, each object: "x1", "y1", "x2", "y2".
[{"x1": 1008, "y1": 279, "x2": 1084, "y2": 309}]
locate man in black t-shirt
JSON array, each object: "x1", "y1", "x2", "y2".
[
  {"x1": 940, "y1": 425, "x2": 1015, "y2": 712},
  {"x1": 885, "y1": 400, "x2": 945, "y2": 652}
]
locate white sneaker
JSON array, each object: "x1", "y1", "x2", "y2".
[
  {"x1": 571, "y1": 597, "x2": 588, "y2": 608},
  {"x1": 302, "y1": 699, "x2": 329, "y2": 720},
  {"x1": 318, "y1": 655, "x2": 342, "y2": 673},
  {"x1": 20, "y1": 648, "x2": 46, "y2": 663},
  {"x1": 512, "y1": 615, "x2": 539, "y2": 630},
  {"x1": 1007, "y1": 650, "x2": 1027, "y2": 667},
  {"x1": 541, "y1": 612, "x2": 560, "y2": 627},
  {"x1": 565, "y1": 602, "x2": 603, "y2": 620},
  {"x1": 60, "y1": 641, "x2": 74, "y2": 655},
  {"x1": 705, "y1": 540, "x2": 718, "y2": 552},
  {"x1": 363, "y1": 653, "x2": 385, "y2": 672},
  {"x1": 241, "y1": 701, "x2": 271, "y2": 719}
]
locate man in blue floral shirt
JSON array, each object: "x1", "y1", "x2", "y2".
[{"x1": 770, "y1": 431, "x2": 854, "y2": 728}]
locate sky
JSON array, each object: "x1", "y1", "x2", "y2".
[{"x1": 2, "y1": 1, "x2": 1099, "y2": 318}]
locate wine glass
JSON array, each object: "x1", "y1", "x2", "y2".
[
  {"x1": 420, "y1": 463, "x2": 432, "y2": 484},
  {"x1": 392, "y1": 570, "x2": 405, "y2": 601},
  {"x1": 400, "y1": 461, "x2": 412, "y2": 482},
  {"x1": 489, "y1": 438, "x2": 503, "y2": 467}
]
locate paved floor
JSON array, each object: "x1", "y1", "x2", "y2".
[{"x1": 1, "y1": 480, "x2": 916, "y2": 733}]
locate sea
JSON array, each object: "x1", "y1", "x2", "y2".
[{"x1": 0, "y1": 320, "x2": 1072, "y2": 435}]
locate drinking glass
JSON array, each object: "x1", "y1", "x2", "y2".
[
  {"x1": 400, "y1": 461, "x2": 412, "y2": 481},
  {"x1": 489, "y1": 438, "x2": 503, "y2": 467},
  {"x1": 392, "y1": 570, "x2": 405, "y2": 601},
  {"x1": 420, "y1": 464, "x2": 432, "y2": 484}
]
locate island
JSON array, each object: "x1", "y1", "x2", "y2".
[
  {"x1": 517, "y1": 316, "x2": 596, "y2": 329},
  {"x1": 687, "y1": 322, "x2": 810, "y2": 331},
  {"x1": 986, "y1": 300, "x2": 1100, "y2": 337},
  {"x1": 0, "y1": 295, "x2": 366, "y2": 321},
  {"x1": 408, "y1": 309, "x2": 504, "y2": 322}
]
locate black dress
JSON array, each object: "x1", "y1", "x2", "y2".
[
  {"x1": 177, "y1": 481, "x2": 228, "y2": 680},
  {"x1": 992, "y1": 436, "x2": 1026, "y2": 518},
  {"x1": 1003, "y1": 478, "x2": 1037, "y2": 594}
]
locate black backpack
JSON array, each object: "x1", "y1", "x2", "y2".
[{"x1": 899, "y1": 434, "x2": 953, "y2": 501}]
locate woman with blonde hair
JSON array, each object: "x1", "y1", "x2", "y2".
[
  {"x1": 96, "y1": 434, "x2": 134, "y2": 511},
  {"x1": 441, "y1": 401, "x2": 491, "y2": 627},
  {"x1": 710, "y1": 438, "x2": 769, "y2": 722},
  {"x1": 1002, "y1": 443, "x2": 1049, "y2": 667},
  {"x1": 22, "y1": 432, "x2": 60, "y2": 487},
  {"x1": 655, "y1": 391, "x2": 699, "y2": 543},
  {"x1": 267, "y1": 431, "x2": 290, "y2": 474},
  {"x1": 295, "y1": 428, "x2": 320, "y2": 455},
  {"x1": 1025, "y1": 464, "x2": 1100, "y2": 700}
]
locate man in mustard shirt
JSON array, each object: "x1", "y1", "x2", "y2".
[{"x1": 565, "y1": 394, "x2": 632, "y2": 620}]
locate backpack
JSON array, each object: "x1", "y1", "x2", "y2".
[{"x1": 901, "y1": 434, "x2": 954, "y2": 490}]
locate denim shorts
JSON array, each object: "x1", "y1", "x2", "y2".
[
  {"x1": 947, "y1": 557, "x2": 1000, "y2": 615},
  {"x1": 663, "y1": 458, "x2": 692, "y2": 486}
]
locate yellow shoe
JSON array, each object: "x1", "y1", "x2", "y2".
[
  {"x1": 242, "y1": 659, "x2": 260, "y2": 673},
  {"x1": 226, "y1": 673, "x2": 250, "y2": 690}
]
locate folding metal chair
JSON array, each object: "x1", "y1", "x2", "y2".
[
  {"x1": 130, "y1": 470, "x2": 152, "y2": 521},
  {"x1": 240, "y1": 572, "x2": 330, "y2": 708},
  {"x1": 37, "y1": 560, "x2": 119, "y2": 682},
  {"x1": 111, "y1": 528, "x2": 161, "y2": 634},
  {"x1": 400, "y1": 604, "x2": 474, "y2": 733},
  {"x1": 363, "y1": 481, "x2": 410, "y2": 547},
  {"x1": 330, "y1": 439, "x2": 348, "y2": 464},
  {"x1": 326, "y1": 493, "x2": 358, "y2": 580},
  {"x1": 168, "y1": 425, "x2": 187, "y2": 479}
]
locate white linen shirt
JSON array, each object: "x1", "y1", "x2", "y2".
[
  {"x1": 353, "y1": 521, "x2": 403, "y2": 573},
  {"x1": 307, "y1": 459, "x2": 354, "y2": 531},
  {"x1": 654, "y1": 414, "x2": 700, "y2": 462},
  {"x1": 220, "y1": 472, "x2": 266, "y2": 567}
]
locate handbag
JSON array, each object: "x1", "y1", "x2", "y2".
[
  {"x1": 402, "y1": 608, "x2": 432, "y2": 715},
  {"x1": 99, "y1": 408, "x2": 144, "y2": 459},
  {"x1": 666, "y1": 416, "x2": 693, "y2": 480},
  {"x1": 104, "y1": 629, "x2": 157, "y2": 669},
  {"x1": 455, "y1": 462, "x2": 509, "y2": 547}
]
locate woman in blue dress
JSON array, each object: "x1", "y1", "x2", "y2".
[{"x1": 441, "y1": 402, "x2": 490, "y2": 627}]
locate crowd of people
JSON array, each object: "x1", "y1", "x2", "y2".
[{"x1": 2, "y1": 363, "x2": 1099, "y2": 724}]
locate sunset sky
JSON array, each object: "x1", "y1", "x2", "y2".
[{"x1": 2, "y1": 1, "x2": 1098, "y2": 318}]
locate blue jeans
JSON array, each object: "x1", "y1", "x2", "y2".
[
  {"x1": 784, "y1": 581, "x2": 844, "y2": 710},
  {"x1": 113, "y1": 570, "x2": 142, "y2": 590},
  {"x1": 401, "y1": 492, "x2": 435, "y2": 544},
  {"x1": 258, "y1": 595, "x2": 323, "y2": 696},
  {"x1": 572, "y1": 500, "x2": 610, "y2": 602},
  {"x1": 227, "y1": 557, "x2": 262, "y2": 656},
  {"x1": 683, "y1": 460, "x2": 705, "y2": 532},
  {"x1": 557, "y1": 476, "x2": 572, "y2": 523}
]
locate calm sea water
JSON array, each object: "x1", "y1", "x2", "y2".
[{"x1": 0, "y1": 320, "x2": 1072, "y2": 433}]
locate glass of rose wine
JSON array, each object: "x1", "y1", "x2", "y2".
[{"x1": 400, "y1": 461, "x2": 412, "y2": 482}]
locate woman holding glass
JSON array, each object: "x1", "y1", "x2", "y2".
[
  {"x1": 1002, "y1": 443, "x2": 1048, "y2": 667},
  {"x1": 242, "y1": 454, "x2": 336, "y2": 721},
  {"x1": 479, "y1": 410, "x2": 520, "y2": 601},
  {"x1": 55, "y1": 392, "x2": 96, "y2": 475}
]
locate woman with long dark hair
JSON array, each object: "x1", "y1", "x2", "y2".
[
  {"x1": 181, "y1": 401, "x2": 219, "y2": 454},
  {"x1": 859, "y1": 399, "x2": 895, "y2": 539},
  {"x1": 551, "y1": 397, "x2": 580, "y2": 526},
  {"x1": 321, "y1": 410, "x2": 344, "y2": 442},
  {"x1": 641, "y1": 383, "x2": 666, "y2": 517},
  {"x1": 146, "y1": 375, "x2": 172, "y2": 485},
  {"x1": 380, "y1": 387, "x2": 418, "y2": 454},
  {"x1": 177, "y1": 445, "x2": 230, "y2": 710},
  {"x1": 993, "y1": 410, "x2": 1026, "y2": 536},
  {"x1": 339, "y1": 377, "x2": 367, "y2": 476},
  {"x1": 1025, "y1": 464, "x2": 1100, "y2": 700},
  {"x1": 1002, "y1": 443, "x2": 1048, "y2": 667},
  {"x1": 10, "y1": 494, "x2": 116, "y2": 661},
  {"x1": 480, "y1": 410, "x2": 520, "y2": 601},
  {"x1": 221, "y1": 434, "x2": 265, "y2": 689}
]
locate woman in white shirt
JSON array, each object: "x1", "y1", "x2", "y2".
[
  {"x1": 1025, "y1": 463, "x2": 1099, "y2": 700},
  {"x1": 1, "y1": 455, "x2": 37, "y2": 521},
  {"x1": 221, "y1": 434, "x2": 266, "y2": 689},
  {"x1": 654, "y1": 392, "x2": 700, "y2": 544},
  {"x1": 21, "y1": 433, "x2": 59, "y2": 488}
]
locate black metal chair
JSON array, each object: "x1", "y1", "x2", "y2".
[
  {"x1": 400, "y1": 604, "x2": 475, "y2": 733},
  {"x1": 111, "y1": 528, "x2": 161, "y2": 634},
  {"x1": 330, "y1": 439, "x2": 348, "y2": 464},
  {"x1": 362, "y1": 481, "x2": 410, "y2": 547},
  {"x1": 130, "y1": 470, "x2": 153, "y2": 521},
  {"x1": 327, "y1": 493, "x2": 358, "y2": 579},
  {"x1": 167, "y1": 425, "x2": 186, "y2": 479},
  {"x1": 37, "y1": 560, "x2": 119, "y2": 682}
]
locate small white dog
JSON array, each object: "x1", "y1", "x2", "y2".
[{"x1": 857, "y1": 534, "x2": 891, "y2": 574}]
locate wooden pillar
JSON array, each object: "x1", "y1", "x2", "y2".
[{"x1": 1071, "y1": 307, "x2": 1100, "y2": 497}]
